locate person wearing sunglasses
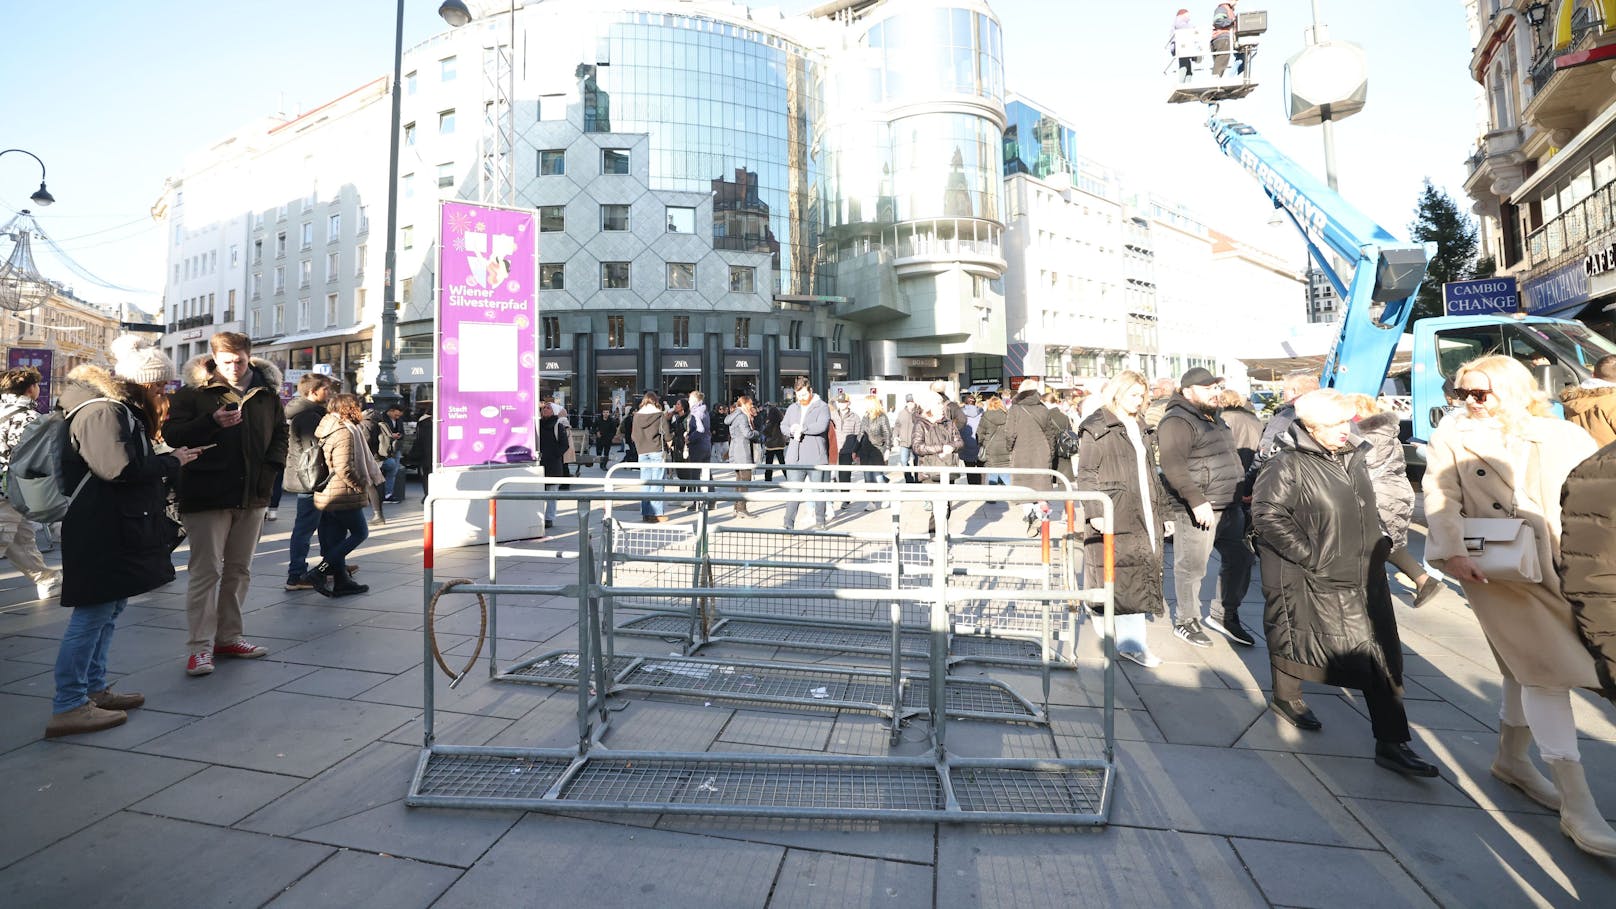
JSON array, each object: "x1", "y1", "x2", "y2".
[{"x1": 1425, "y1": 355, "x2": 1613, "y2": 857}]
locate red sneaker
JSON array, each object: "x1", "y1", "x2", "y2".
[
  {"x1": 186, "y1": 651, "x2": 215, "y2": 676},
  {"x1": 214, "y1": 640, "x2": 268, "y2": 659}
]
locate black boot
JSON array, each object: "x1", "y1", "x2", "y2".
[
  {"x1": 302, "y1": 562, "x2": 335, "y2": 598},
  {"x1": 330, "y1": 563, "x2": 369, "y2": 597}
]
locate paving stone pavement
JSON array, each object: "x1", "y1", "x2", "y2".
[{"x1": 1, "y1": 478, "x2": 1614, "y2": 907}]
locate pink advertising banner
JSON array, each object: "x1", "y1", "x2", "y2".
[{"x1": 435, "y1": 201, "x2": 539, "y2": 467}]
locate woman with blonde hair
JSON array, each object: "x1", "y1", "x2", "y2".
[
  {"x1": 1344, "y1": 393, "x2": 1439, "y2": 606},
  {"x1": 976, "y1": 394, "x2": 1011, "y2": 491},
  {"x1": 1425, "y1": 355, "x2": 1613, "y2": 855},
  {"x1": 1076, "y1": 371, "x2": 1167, "y2": 666},
  {"x1": 859, "y1": 395, "x2": 893, "y2": 510}
]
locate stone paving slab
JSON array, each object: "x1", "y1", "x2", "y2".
[
  {"x1": 132, "y1": 764, "x2": 304, "y2": 827},
  {"x1": 263, "y1": 850, "x2": 462, "y2": 909},
  {"x1": 769, "y1": 848, "x2": 933, "y2": 909},
  {"x1": 1229, "y1": 838, "x2": 1439, "y2": 909},
  {"x1": 0, "y1": 810, "x2": 332, "y2": 907},
  {"x1": 935, "y1": 824, "x2": 1268, "y2": 909},
  {"x1": 0, "y1": 742, "x2": 204, "y2": 868},
  {"x1": 135, "y1": 690, "x2": 416, "y2": 776},
  {"x1": 1131, "y1": 681, "x2": 1268, "y2": 747},
  {"x1": 430, "y1": 815, "x2": 786, "y2": 909}
]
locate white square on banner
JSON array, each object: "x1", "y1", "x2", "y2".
[{"x1": 457, "y1": 322, "x2": 519, "y2": 392}]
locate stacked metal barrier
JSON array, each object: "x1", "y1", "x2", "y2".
[{"x1": 406, "y1": 467, "x2": 1118, "y2": 824}]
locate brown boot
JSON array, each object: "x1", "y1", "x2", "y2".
[
  {"x1": 45, "y1": 702, "x2": 128, "y2": 739},
  {"x1": 88, "y1": 688, "x2": 145, "y2": 711}
]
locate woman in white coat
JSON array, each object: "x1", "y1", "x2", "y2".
[{"x1": 1424, "y1": 355, "x2": 1612, "y2": 856}]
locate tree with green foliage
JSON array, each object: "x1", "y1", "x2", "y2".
[{"x1": 1408, "y1": 179, "x2": 1488, "y2": 325}]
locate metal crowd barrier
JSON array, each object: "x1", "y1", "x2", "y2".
[{"x1": 406, "y1": 473, "x2": 1120, "y2": 824}]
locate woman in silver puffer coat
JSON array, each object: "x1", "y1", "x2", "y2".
[{"x1": 1347, "y1": 394, "x2": 1439, "y2": 607}]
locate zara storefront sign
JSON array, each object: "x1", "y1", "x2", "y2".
[{"x1": 1442, "y1": 277, "x2": 1519, "y2": 316}]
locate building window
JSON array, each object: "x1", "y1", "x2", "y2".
[
  {"x1": 405, "y1": 71, "x2": 417, "y2": 94},
  {"x1": 402, "y1": 225, "x2": 414, "y2": 249},
  {"x1": 832, "y1": 322, "x2": 845, "y2": 353},
  {"x1": 358, "y1": 205, "x2": 369, "y2": 233},
  {"x1": 437, "y1": 162, "x2": 455, "y2": 189},
  {"x1": 356, "y1": 287, "x2": 367, "y2": 318},
  {"x1": 252, "y1": 273, "x2": 262, "y2": 299},
  {"x1": 542, "y1": 316, "x2": 561, "y2": 349},
  {"x1": 299, "y1": 260, "x2": 312, "y2": 287},
  {"x1": 672, "y1": 315, "x2": 690, "y2": 347},
  {"x1": 728, "y1": 265, "x2": 755, "y2": 293},
  {"x1": 734, "y1": 317, "x2": 751, "y2": 348},
  {"x1": 273, "y1": 266, "x2": 285, "y2": 294},
  {"x1": 229, "y1": 244, "x2": 239, "y2": 268},
  {"x1": 788, "y1": 320, "x2": 803, "y2": 349},
  {"x1": 273, "y1": 303, "x2": 285, "y2": 333},
  {"x1": 440, "y1": 56, "x2": 457, "y2": 81},
  {"x1": 607, "y1": 315, "x2": 626, "y2": 348},
  {"x1": 404, "y1": 122, "x2": 416, "y2": 146},
  {"x1": 539, "y1": 149, "x2": 565, "y2": 175},
  {"x1": 252, "y1": 239, "x2": 262, "y2": 264},
  {"x1": 667, "y1": 262, "x2": 695, "y2": 289},
  {"x1": 602, "y1": 148, "x2": 629, "y2": 175},
  {"x1": 301, "y1": 222, "x2": 313, "y2": 249},
  {"x1": 540, "y1": 263, "x2": 565, "y2": 289},
  {"x1": 326, "y1": 251, "x2": 339, "y2": 282},
  {"x1": 439, "y1": 109, "x2": 455, "y2": 135},
  {"x1": 403, "y1": 173, "x2": 416, "y2": 199},
  {"x1": 226, "y1": 289, "x2": 236, "y2": 322},
  {"x1": 328, "y1": 212, "x2": 341, "y2": 238},
  {"x1": 326, "y1": 292, "x2": 339, "y2": 325},
  {"x1": 601, "y1": 204, "x2": 629, "y2": 231},
  {"x1": 355, "y1": 244, "x2": 366, "y2": 276},
  {"x1": 666, "y1": 206, "x2": 696, "y2": 233},
  {"x1": 601, "y1": 261, "x2": 630, "y2": 289},
  {"x1": 539, "y1": 206, "x2": 565, "y2": 231},
  {"x1": 401, "y1": 277, "x2": 413, "y2": 301},
  {"x1": 276, "y1": 231, "x2": 287, "y2": 257},
  {"x1": 297, "y1": 298, "x2": 310, "y2": 329},
  {"x1": 251, "y1": 309, "x2": 262, "y2": 337}
]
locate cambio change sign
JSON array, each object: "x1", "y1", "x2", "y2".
[
  {"x1": 436, "y1": 201, "x2": 539, "y2": 468},
  {"x1": 1442, "y1": 277, "x2": 1519, "y2": 316}
]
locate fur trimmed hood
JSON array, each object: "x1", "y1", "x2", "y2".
[
  {"x1": 1356, "y1": 411, "x2": 1401, "y2": 435},
  {"x1": 180, "y1": 353, "x2": 283, "y2": 391},
  {"x1": 1562, "y1": 384, "x2": 1616, "y2": 407},
  {"x1": 62, "y1": 364, "x2": 141, "y2": 409}
]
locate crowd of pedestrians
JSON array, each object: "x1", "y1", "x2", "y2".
[
  {"x1": 20, "y1": 341, "x2": 1616, "y2": 859},
  {"x1": 17, "y1": 331, "x2": 422, "y2": 738}
]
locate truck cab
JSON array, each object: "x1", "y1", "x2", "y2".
[{"x1": 1410, "y1": 314, "x2": 1616, "y2": 443}]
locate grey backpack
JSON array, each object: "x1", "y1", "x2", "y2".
[{"x1": 5, "y1": 397, "x2": 124, "y2": 523}]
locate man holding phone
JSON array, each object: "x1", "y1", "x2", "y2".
[{"x1": 163, "y1": 332, "x2": 288, "y2": 677}]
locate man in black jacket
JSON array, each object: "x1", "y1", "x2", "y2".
[
  {"x1": 1157, "y1": 367, "x2": 1254, "y2": 648},
  {"x1": 163, "y1": 332, "x2": 289, "y2": 677},
  {"x1": 282, "y1": 374, "x2": 336, "y2": 591}
]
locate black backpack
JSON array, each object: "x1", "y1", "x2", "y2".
[{"x1": 1055, "y1": 428, "x2": 1082, "y2": 459}]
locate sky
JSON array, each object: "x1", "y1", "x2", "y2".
[{"x1": 1, "y1": 0, "x2": 1480, "y2": 314}]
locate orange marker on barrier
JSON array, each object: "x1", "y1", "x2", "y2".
[
  {"x1": 1065, "y1": 501, "x2": 1076, "y2": 527},
  {"x1": 1103, "y1": 533, "x2": 1116, "y2": 586},
  {"x1": 423, "y1": 520, "x2": 434, "y2": 570},
  {"x1": 488, "y1": 500, "x2": 498, "y2": 538},
  {"x1": 1040, "y1": 514, "x2": 1051, "y2": 563}
]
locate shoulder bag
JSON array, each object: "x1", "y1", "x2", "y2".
[{"x1": 1460, "y1": 442, "x2": 1542, "y2": 584}]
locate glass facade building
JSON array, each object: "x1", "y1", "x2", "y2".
[{"x1": 1003, "y1": 99, "x2": 1078, "y2": 181}]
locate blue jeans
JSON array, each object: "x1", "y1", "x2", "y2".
[
  {"x1": 287, "y1": 494, "x2": 324, "y2": 581},
  {"x1": 316, "y1": 508, "x2": 369, "y2": 567},
  {"x1": 53, "y1": 598, "x2": 127, "y2": 713},
  {"x1": 381, "y1": 457, "x2": 402, "y2": 499},
  {"x1": 987, "y1": 471, "x2": 1009, "y2": 486},
  {"x1": 781, "y1": 466, "x2": 826, "y2": 527},
  {"x1": 638, "y1": 452, "x2": 666, "y2": 518},
  {"x1": 268, "y1": 472, "x2": 285, "y2": 508}
]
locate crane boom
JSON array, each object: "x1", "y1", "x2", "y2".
[{"x1": 1208, "y1": 116, "x2": 1432, "y2": 395}]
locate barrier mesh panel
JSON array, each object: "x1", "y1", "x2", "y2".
[
  {"x1": 416, "y1": 753, "x2": 572, "y2": 800},
  {"x1": 950, "y1": 765, "x2": 1107, "y2": 815},
  {"x1": 562, "y1": 757, "x2": 943, "y2": 811}
]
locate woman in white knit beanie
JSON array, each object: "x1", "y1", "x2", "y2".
[{"x1": 110, "y1": 334, "x2": 176, "y2": 450}]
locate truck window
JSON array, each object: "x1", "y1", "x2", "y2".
[{"x1": 1433, "y1": 326, "x2": 1503, "y2": 379}]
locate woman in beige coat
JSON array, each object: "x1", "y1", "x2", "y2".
[
  {"x1": 306, "y1": 393, "x2": 382, "y2": 597},
  {"x1": 1425, "y1": 355, "x2": 1611, "y2": 856}
]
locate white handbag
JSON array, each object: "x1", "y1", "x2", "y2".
[{"x1": 1460, "y1": 517, "x2": 1541, "y2": 584}]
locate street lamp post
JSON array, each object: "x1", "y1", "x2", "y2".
[{"x1": 0, "y1": 149, "x2": 56, "y2": 207}]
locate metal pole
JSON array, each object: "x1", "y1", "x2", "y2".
[
  {"x1": 508, "y1": 0, "x2": 517, "y2": 206},
  {"x1": 374, "y1": 0, "x2": 406, "y2": 411},
  {"x1": 1321, "y1": 119, "x2": 1340, "y2": 192}
]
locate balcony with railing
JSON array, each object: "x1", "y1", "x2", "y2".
[
  {"x1": 1525, "y1": 15, "x2": 1615, "y2": 129},
  {"x1": 1526, "y1": 179, "x2": 1615, "y2": 267}
]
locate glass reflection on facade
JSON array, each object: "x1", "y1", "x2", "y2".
[
  {"x1": 865, "y1": 7, "x2": 1004, "y2": 103},
  {"x1": 592, "y1": 13, "x2": 820, "y2": 294},
  {"x1": 1003, "y1": 99, "x2": 1078, "y2": 180}
]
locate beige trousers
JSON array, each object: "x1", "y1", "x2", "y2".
[
  {"x1": 183, "y1": 507, "x2": 266, "y2": 653},
  {"x1": 0, "y1": 498, "x2": 53, "y2": 584}
]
